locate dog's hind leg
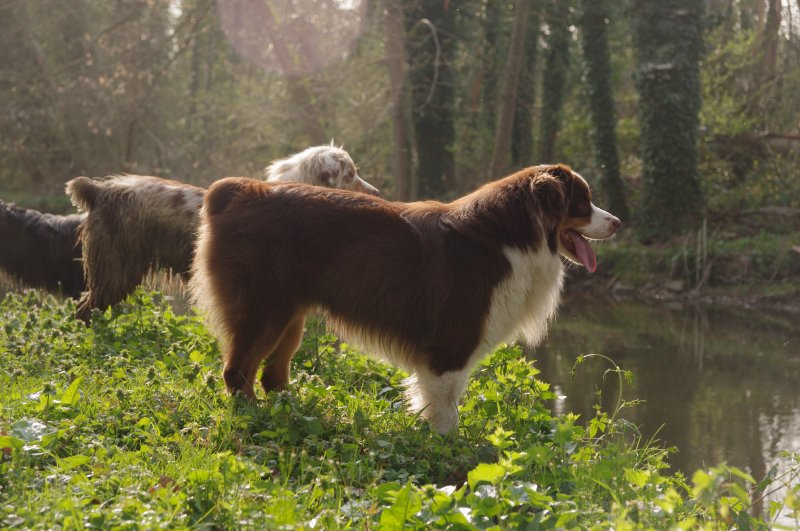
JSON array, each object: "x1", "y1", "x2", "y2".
[
  {"x1": 75, "y1": 248, "x2": 149, "y2": 323},
  {"x1": 223, "y1": 332, "x2": 269, "y2": 400},
  {"x1": 222, "y1": 313, "x2": 298, "y2": 400},
  {"x1": 75, "y1": 215, "x2": 150, "y2": 322},
  {"x1": 260, "y1": 313, "x2": 306, "y2": 393}
]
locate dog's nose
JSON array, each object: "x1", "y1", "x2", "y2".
[
  {"x1": 363, "y1": 183, "x2": 380, "y2": 196},
  {"x1": 610, "y1": 216, "x2": 621, "y2": 230}
]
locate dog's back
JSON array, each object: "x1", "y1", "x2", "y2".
[
  {"x1": 0, "y1": 200, "x2": 85, "y2": 298},
  {"x1": 66, "y1": 175, "x2": 205, "y2": 321},
  {"x1": 193, "y1": 178, "x2": 513, "y2": 376},
  {"x1": 66, "y1": 145, "x2": 379, "y2": 323}
]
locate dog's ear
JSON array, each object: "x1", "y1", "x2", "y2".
[
  {"x1": 547, "y1": 165, "x2": 573, "y2": 182},
  {"x1": 320, "y1": 171, "x2": 336, "y2": 187},
  {"x1": 537, "y1": 165, "x2": 578, "y2": 216},
  {"x1": 534, "y1": 173, "x2": 567, "y2": 221}
]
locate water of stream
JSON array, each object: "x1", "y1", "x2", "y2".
[{"x1": 529, "y1": 295, "x2": 800, "y2": 519}]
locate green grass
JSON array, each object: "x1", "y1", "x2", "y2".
[
  {"x1": 594, "y1": 230, "x2": 800, "y2": 294},
  {"x1": 1, "y1": 290, "x2": 798, "y2": 529}
]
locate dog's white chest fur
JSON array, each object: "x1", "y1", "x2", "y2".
[
  {"x1": 406, "y1": 246, "x2": 564, "y2": 434},
  {"x1": 484, "y1": 246, "x2": 564, "y2": 351}
]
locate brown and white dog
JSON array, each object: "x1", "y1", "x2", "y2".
[
  {"x1": 190, "y1": 164, "x2": 620, "y2": 434},
  {"x1": 66, "y1": 145, "x2": 378, "y2": 323}
]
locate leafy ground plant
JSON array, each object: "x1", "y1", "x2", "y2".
[{"x1": 0, "y1": 290, "x2": 798, "y2": 529}]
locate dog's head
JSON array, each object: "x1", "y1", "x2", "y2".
[
  {"x1": 534, "y1": 165, "x2": 621, "y2": 273},
  {"x1": 265, "y1": 144, "x2": 380, "y2": 196}
]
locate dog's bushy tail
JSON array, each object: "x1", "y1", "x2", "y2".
[
  {"x1": 205, "y1": 177, "x2": 247, "y2": 217},
  {"x1": 65, "y1": 177, "x2": 102, "y2": 212}
]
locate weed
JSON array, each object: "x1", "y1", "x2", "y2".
[{"x1": 0, "y1": 289, "x2": 798, "y2": 528}]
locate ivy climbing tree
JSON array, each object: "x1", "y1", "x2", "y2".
[
  {"x1": 577, "y1": 0, "x2": 629, "y2": 221},
  {"x1": 511, "y1": 4, "x2": 541, "y2": 169},
  {"x1": 405, "y1": 0, "x2": 457, "y2": 197},
  {"x1": 537, "y1": 0, "x2": 572, "y2": 163},
  {"x1": 632, "y1": 0, "x2": 705, "y2": 241}
]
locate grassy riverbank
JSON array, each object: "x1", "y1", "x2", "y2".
[
  {"x1": 1, "y1": 290, "x2": 798, "y2": 528},
  {"x1": 572, "y1": 218, "x2": 800, "y2": 312}
]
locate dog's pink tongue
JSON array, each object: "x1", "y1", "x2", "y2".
[{"x1": 568, "y1": 230, "x2": 597, "y2": 273}]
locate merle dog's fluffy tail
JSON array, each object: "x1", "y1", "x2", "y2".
[{"x1": 65, "y1": 176, "x2": 102, "y2": 212}]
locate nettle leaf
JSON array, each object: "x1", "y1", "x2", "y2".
[
  {"x1": 467, "y1": 463, "x2": 506, "y2": 489},
  {"x1": 726, "y1": 466, "x2": 756, "y2": 485},
  {"x1": 527, "y1": 445, "x2": 552, "y2": 467},
  {"x1": 785, "y1": 489, "x2": 798, "y2": 514},
  {"x1": 379, "y1": 484, "x2": 422, "y2": 531},
  {"x1": 374, "y1": 482, "x2": 402, "y2": 503},
  {"x1": 554, "y1": 422, "x2": 577, "y2": 446},
  {"x1": 467, "y1": 483, "x2": 504, "y2": 519},
  {"x1": 301, "y1": 416, "x2": 324, "y2": 436},
  {"x1": 58, "y1": 454, "x2": 91, "y2": 470},
  {"x1": 486, "y1": 427, "x2": 514, "y2": 450},
  {"x1": 60, "y1": 376, "x2": 84, "y2": 406},
  {"x1": 430, "y1": 488, "x2": 456, "y2": 514},
  {"x1": 588, "y1": 415, "x2": 608, "y2": 438},
  {"x1": 727, "y1": 484, "x2": 750, "y2": 506},
  {"x1": 187, "y1": 470, "x2": 214, "y2": 483},
  {"x1": 624, "y1": 468, "x2": 651, "y2": 488},
  {"x1": 0, "y1": 435, "x2": 24, "y2": 454},
  {"x1": 11, "y1": 418, "x2": 51, "y2": 442}
]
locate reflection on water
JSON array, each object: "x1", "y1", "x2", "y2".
[{"x1": 530, "y1": 295, "x2": 800, "y2": 517}]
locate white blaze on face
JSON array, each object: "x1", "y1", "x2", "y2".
[
  {"x1": 330, "y1": 155, "x2": 379, "y2": 196},
  {"x1": 566, "y1": 205, "x2": 621, "y2": 273},
  {"x1": 558, "y1": 171, "x2": 621, "y2": 274},
  {"x1": 568, "y1": 171, "x2": 621, "y2": 240},
  {"x1": 349, "y1": 173, "x2": 380, "y2": 196},
  {"x1": 580, "y1": 204, "x2": 621, "y2": 240}
]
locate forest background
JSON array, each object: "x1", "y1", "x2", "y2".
[
  {"x1": 0, "y1": 0, "x2": 799, "y2": 297},
  {"x1": 1, "y1": 1, "x2": 800, "y2": 527}
]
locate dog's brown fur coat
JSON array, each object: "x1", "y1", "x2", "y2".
[{"x1": 190, "y1": 165, "x2": 620, "y2": 433}]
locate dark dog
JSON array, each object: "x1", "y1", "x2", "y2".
[{"x1": 0, "y1": 199, "x2": 85, "y2": 298}]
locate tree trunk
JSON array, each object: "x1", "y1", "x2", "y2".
[
  {"x1": 490, "y1": 0, "x2": 531, "y2": 179},
  {"x1": 384, "y1": 0, "x2": 413, "y2": 200},
  {"x1": 577, "y1": 0, "x2": 629, "y2": 220},
  {"x1": 188, "y1": 15, "x2": 205, "y2": 136},
  {"x1": 511, "y1": 6, "x2": 540, "y2": 169},
  {"x1": 480, "y1": 1, "x2": 503, "y2": 134},
  {"x1": 633, "y1": 0, "x2": 705, "y2": 241},
  {"x1": 537, "y1": 0, "x2": 572, "y2": 163},
  {"x1": 755, "y1": 0, "x2": 766, "y2": 28},
  {"x1": 406, "y1": 0, "x2": 457, "y2": 197},
  {"x1": 760, "y1": 0, "x2": 782, "y2": 84}
]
